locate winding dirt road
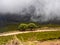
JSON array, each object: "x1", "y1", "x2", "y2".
[{"x1": 0, "y1": 30, "x2": 58, "y2": 36}]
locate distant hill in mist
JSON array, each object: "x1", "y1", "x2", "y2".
[{"x1": 0, "y1": 13, "x2": 60, "y2": 27}]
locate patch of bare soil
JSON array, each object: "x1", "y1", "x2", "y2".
[
  {"x1": 29, "y1": 40, "x2": 60, "y2": 45},
  {"x1": 5, "y1": 36, "x2": 23, "y2": 45},
  {"x1": 20, "y1": 40, "x2": 60, "y2": 45},
  {"x1": 5, "y1": 39, "x2": 60, "y2": 45}
]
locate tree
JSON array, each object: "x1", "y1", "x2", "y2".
[
  {"x1": 18, "y1": 23, "x2": 28, "y2": 31},
  {"x1": 28, "y1": 23, "x2": 37, "y2": 31}
]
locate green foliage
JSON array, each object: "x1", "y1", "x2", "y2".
[
  {"x1": 0, "y1": 22, "x2": 60, "y2": 32},
  {"x1": 17, "y1": 31, "x2": 60, "y2": 41},
  {"x1": 18, "y1": 23, "x2": 28, "y2": 31},
  {"x1": 0, "y1": 35, "x2": 13, "y2": 45},
  {"x1": 28, "y1": 23, "x2": 38, "y2": 31},
  {"x1": 0, "y1": 23, "x2": 18, "y2": 33},
  {"x1": 18, "y1": 23, "x2": 38, "y2": 31},
  {"x1": 0, "y1": 31, "x2": 60, "y2": 45}
]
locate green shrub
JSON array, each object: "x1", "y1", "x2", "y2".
[
  {"x1": 28, "y1": 23, "x2": 38, "y2": 31},
  {"x1": 18, "y1": 23, "x2": 28, "y2": 31}
]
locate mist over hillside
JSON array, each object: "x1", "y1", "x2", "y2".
[{"x1": 0, "y1": 0, "x2": 60, "y2": 26}]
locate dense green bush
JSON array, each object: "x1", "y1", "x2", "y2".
[
  {"x1": 18, "y1": 23, "x2": 38, "y2": 31},
  {"x1": 18, "y1": 23, "x2": 28, "y2": 31},
  {"x1": 28, "y1": 23, "x2": 38, "y2": 31}
]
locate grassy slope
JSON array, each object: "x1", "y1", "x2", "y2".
[
  {"x1": 0, "y1": 31, "x2": 60, "y2": 44},
  {"x1": 0, "y1": 35, "x2": 13, "y2": 45},
  {"x1": 17, "y1": 31, "x2": 60, "y2": 41},
  {"x1": 0, "y1": 23, "x2": 18, "y2": 33},
  {"x1": 0, "y1": 23, "x2": 60, "y2": 32}
]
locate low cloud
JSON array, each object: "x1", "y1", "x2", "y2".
[{"x1": 0, "y1": 0, "x2": 60, "y2": 23}]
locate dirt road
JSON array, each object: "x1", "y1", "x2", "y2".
[{"x1": 0, "y1": 30, "x2": 58, "y2": 36}]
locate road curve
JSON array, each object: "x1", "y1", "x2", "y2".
[{"x1": 0, "y1": 30, "x2": 58, "y2": 36}]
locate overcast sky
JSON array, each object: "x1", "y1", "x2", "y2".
[
  {"x1": 0, "y1": 0, "x2": 60, "y2": 18},
  {"x1": 0, "y1": 0, "x2": 60, "y2": 22},
  {"x1": 0, "y1": 0, "x2": 33, "y2": 13},
  {"x1": 0, "y1": 0, "x2": 60, "y2": 14},
  {"x1": 0, "y1": 0, "x2": 60, "y2": 13}
]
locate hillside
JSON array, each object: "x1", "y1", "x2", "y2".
[{"x1": 0, "y1": 31, "x2": 60, "y2": 45}]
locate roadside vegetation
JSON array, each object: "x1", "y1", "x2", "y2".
[
  {"x1": 17, "y1": 31, "x2": 60, "y2": 41},
  {"x1": 18, "y1": 23, "x2": 60, "y2": 31},
  {"x1": 0, "y1": 23, "x2": 60, "y2": 45},
  {"x1": 0, "y1": 35, "x2": 14, "y2": 45},
  {"x1": 0, "y1": 31, "x2": 60, "y2": 45},
  {"x1": 18, "y1": 23, "x2": 38, "y2": 31},
  {"x1": 0, "y1": 23, "x2": 18, "y2": 33},
  {"x1": 0, "y1": 22, "x2": 60, "y2": 32}
]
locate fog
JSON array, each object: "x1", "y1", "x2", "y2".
[
  {"x1": 0, "y1": 0, "x2": 60, "y2": 23},
  {"x1": 0, "y1": 0, "x2": 33, "y2": 13}
]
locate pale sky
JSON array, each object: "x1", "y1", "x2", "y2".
[
  {"x1": 0, "y1": 0, "x2": 33, "y2": 13},
  {"x1": 0, "y1": 0, "x2": 60, "y2": 22},
  {"x1": 0, "y1": 0, "x2": 60, "y2": 16}
]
